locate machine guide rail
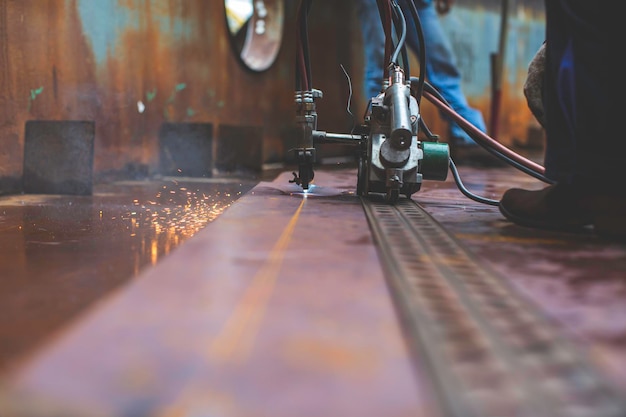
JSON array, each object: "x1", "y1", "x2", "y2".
[{"x1": 361, "y1": 196, "x2": 626, "y2": 417}]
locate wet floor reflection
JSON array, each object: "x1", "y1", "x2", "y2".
[{"x1": 0, "y1": 177, "x2": 257, "y2": 372}]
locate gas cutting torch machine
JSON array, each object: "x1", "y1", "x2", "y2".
[
  {"x1": 289, "y1": 0, "x2": 551, "y2": 206},
  {"x1": 290, "y1": 0, "x2": 449, "y2": 203}
]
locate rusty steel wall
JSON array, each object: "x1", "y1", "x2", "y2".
[
  {"x1": 0, "y1": 0, "x2": 304, "y2": 194},
  {"x1": 0, "y1": 0, "x2": 544, "y2": 195}
]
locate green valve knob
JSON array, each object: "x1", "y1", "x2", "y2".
[{"x1": 421, "y1": 142, "x2": 449, "y2": 181}]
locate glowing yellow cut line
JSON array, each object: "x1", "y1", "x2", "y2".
[{"x1": 209, "y1": 198, "x2": 306, "y2": 364}]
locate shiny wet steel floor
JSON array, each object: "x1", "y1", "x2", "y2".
[
  {"x1": 2, "y1": 160, "x2": 626, "y2": 416},
  {"x1": 0, "y1": 176, "x2": 258, "y2": 372}
]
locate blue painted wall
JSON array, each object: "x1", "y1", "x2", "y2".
[{"x1": 442, "y1": 3, "x2": 545, "y2": 98}]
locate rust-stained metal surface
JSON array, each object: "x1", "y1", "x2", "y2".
[
  {"x1": 0, "y1": 0, "x2": 545, "y2": 194},
  {"x1": 0, "y1": 176, "x2": 257, "y2": 374},
  {"x1": 0, "y1": 0, "x2": 357, "y2": 191},
  {"x1": 415, "y1": 163, "x2": 626, "y2": 398},
  {"x1": 0, "y1": 162, "x2": 625, "y2": 416},
  {"x1": 0, "y1": 170, "x2": 439, "y2": 417}
]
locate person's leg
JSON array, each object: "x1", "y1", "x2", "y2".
[
  {"x1": 356, "y1": 0, "x2": 386, "y2": 100},
  {"x1": 499, "y1": 0, "x2": 626, "y2": 238},
  {"x1": 544, "y1": 0, "x2": 624, "y2": 193},
  {"x1": 400, "y1": 0, "x2": 486, "y2": 144}
]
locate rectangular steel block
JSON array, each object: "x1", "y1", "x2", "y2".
[
  {"x1": 23, "y1": 120, "x2": 95, "y2": 195},
  {"x1": 158, "y1": 123, "x2": 213, "y2": 177},
  {"x1": 215, "y1": 125, "x2": 263, "y2": 173}
]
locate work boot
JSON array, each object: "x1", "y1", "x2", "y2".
[{"x1": 499, "y1": 184, "x2": 626, "y2": 239}]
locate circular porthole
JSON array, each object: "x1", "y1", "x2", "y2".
[{"x1": 225, "y1": 0, "x2": 284, "y2": 72}]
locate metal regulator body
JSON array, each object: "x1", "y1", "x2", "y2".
[{"x1": 357, "y1": 66, "x2": 449, "y2": 203}]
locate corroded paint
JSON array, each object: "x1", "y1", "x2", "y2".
[
  {"x1": 0, "y1": 0, "x2": 545, "y2": 195},
  {"x1": 439, "y1": 2, "x2": 546, "y2": 145},
  {"x1": 0, "y1": 0, "x2": 299, "y2": 190}
]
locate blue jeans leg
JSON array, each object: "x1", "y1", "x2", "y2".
[
  {"x1": 357, "y1": 0, "x2": 486, "y2": 145},
  {"x1": 400, "y1": 0, "x2": 486, "y2": 144},
  {"x1": 356, "y1": 0, "x2": 387, "y2": 100}
]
